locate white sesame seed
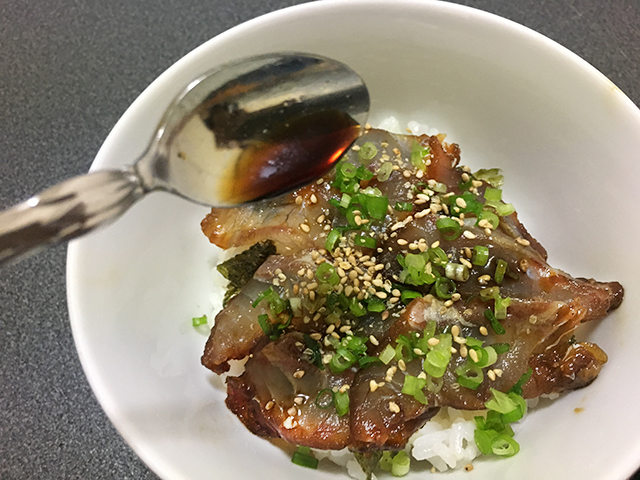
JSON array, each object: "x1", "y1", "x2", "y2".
[
  {"x1": 283, "y1": 416, "x2": 297, "y2": 429},
  {"x1": 427, "y1": 337, "x2": 440, "y2": 346},
  {"x1": 295, "y1": 196, "x2": 303, "y2": 205},
  {"x1": 293, "y1": 370, "x2": 305, "y2": 379},
  {"x1": 469, "y1": 348, "x2": 479, "y2": 363},
  {"x1": 479, "y1": 326, "x2": 488, "y2": 336},
  {"x1": 310, "y1": 194, "x2": 318, "y2": 204},
  {"x1": 487, "y1": 370, "x2": 496, "y2": 381},
  {"x1": 265, "y1": 400, "x2": 275, "y2": 410},
  {"x1": 388, "y1": 401, "x2": 400, "y2": 413},
  {"x1": 462, "y1": 230, "x2": 477, "y2": 240},
  {"x1": 516, "y1": 237, "x2": 531, "y2": 246}
]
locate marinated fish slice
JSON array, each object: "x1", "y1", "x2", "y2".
[
  {"x1": 226, "y1": 332, "x2": 354, "y2": 450},
  {"x1": 202, "y1": 250, "x2": 323, "y2": 374}
]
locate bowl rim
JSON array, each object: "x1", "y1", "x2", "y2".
[{"x1": 66, "y1": 1, "x2": 640, "y2": 480}]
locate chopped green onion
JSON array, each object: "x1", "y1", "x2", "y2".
[
  {"x1": 354, "y1": 234, "x2": 377, "y2": 249},
  {"x1": 509, "y1": 367, "x2": 533, "y2": 396},
  {"x1": 391, "y1": 450, "x2": 411, "y2": 476},
  {"x1": 257, "y1": 313, "x2": 272, "y2": 335},
  {"x1": 325, "y1": 229, "x2": 341, "y2": 251},
  {"x1": 436, "y1": 217, "x2": 462, "y2": 241},
  {"x1": 367, "y1": 298, "x2": 386, "y2": 312},
  {"x1": 401, "y1": 289, "x2": 422, "y2": 304},
  {"x1": 363, "y1": 195, "x2": 389, "y2": 220},
  {"x1": 472, "y1": 245, "x2": 489, "y2": 266},
  {"x1": 394, "y1": 201, "x2": 413, "y2": 212},
  {"x1": 339, "y1": 193, "x2": 352, "y2": 209},
  {"x1": 480, "y1": 286, "x2": 500, "y2": 301},
  {"x1": 377, "y1": 162, "x2": 393, "y2": 181},
  {"x1": 358, "y1": 355, "x2": 382, "y2": 368},
  {"x1": 315, "y1": 389, "x2": 335, "y2": 409},
  {"x1": 348, "y1": 297, "x2": 367, "y2": 317},
  {"x1": 358, "y1": 142, "x2": 378, "y2": 163},
  {"x1": 379, "y1": 451, "x2": 393, "y2": 472},
  {"x1": 484, "y1": 187, "x2": 503, "y2": 202},
  {"x1": 425, "y1": 374, "x2": 444, "y2": 393},
  {"x1": 485, "y1": 388, "x2": 518, "y2": 414},
  {"x1": 192, "y1": 315, "x2": 208, "y2": 327},
  {"x1": 329, "y1": 348, "x2": 357, "y2": 373},
  {"x1": 455, "y1": 363, "x2": 484, "y2": 390},
  {"x1": 303, "y1": 334, "x2": 324, "y2": 369},
  {"x1": 491, "y1": 435, "x2": 520, "y2": 457},
  {"x1": 334, "y1": 390, "x2": 350, "y2": 416},
  {"x1": 410, "y1": 141, "x2": 430, "y2": 171},
  {"x1": 316, "y1": 263, "x2": 340, "y2": 285},
  {"x1": 484, "y1": 308, "x2": 506, "y2": 335},
  {"x1": 478, "y1": 209, "x2": 500, "y2": 229},
  {"x1": 445, "y1": 262, "x2": 470, "y2": 282},
  {"x1": 339, "y1": 162, "x2": 357, "y2": 179},
  {"x1": 379, "y1": 344, "x2": 396, "y2": 365},
  {"x1": 494, "y1": 296, "x2": 511, "y2": 320},
  {"x1": 492, "y1": 343, "x2": 510, "y2": 355},
  {"x1": 434, "y1": 277, "x2": 456, "y2": 299},
  {"x1": 402, "y1": 375, "x2": 428, "y2": 404},
  {"x1": 494, "y1": 259, "x2": 508, "y2": 284},
  {"x1": 496, "y1": 202, "x2": 515, "y2": 216},
  {"x1": 356, "y1": 165, "x2": 375, "y2": 181},
  {"x1": 431, "y1": 182, "x2": 448, "y2": 193},
  {"x1": 428, "y1": 247, "x2": 448, "y2": 266},
  {"x1": 291, "y1": 446, "x2": 319, "y2": 469},
  {"x1": 474, "y1": 168, "x2": 504, "y2": 188}
]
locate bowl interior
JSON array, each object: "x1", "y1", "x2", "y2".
[{"x1": 67, "y1": 1, "x2": 640, "y2": 479}]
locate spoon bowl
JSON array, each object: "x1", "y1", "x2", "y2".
[{"x1": 0, "y1": 53, "x2": 369, "y2": 265}]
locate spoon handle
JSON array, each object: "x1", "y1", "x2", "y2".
[{"x1": 0, "y1": 168, "x2": 145, "y2": 266}]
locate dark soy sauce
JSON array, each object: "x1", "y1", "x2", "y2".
[{"x1": 219, "y1": 110, "x2": 361, "y2": 204}]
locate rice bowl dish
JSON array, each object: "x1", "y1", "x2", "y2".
[{"x1": 66, "y1": 2, "x2": 640, "y2": 480}]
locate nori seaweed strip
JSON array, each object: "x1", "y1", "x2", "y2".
[
  {"x1": 354, "y1": 451, "x2": 383, "y2": 480},
  {"x1": 217, "y1": 240, "x2": 277, "y2": 306}
]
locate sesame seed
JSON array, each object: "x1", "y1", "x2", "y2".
[
  {"x1": 416, "y1": 170, "x2": 424, "y2": 179},
  {"x1": 413, "y1": 348, "x2": 425, "y2": 356},
  {"x1": 351, "y1": 144, "x2": 361, "y2": 151},
  {"x1": 317, "y1": 214, "x2": 326, "y2": 224},
  {"x1": 310, "y1": 333, "x2": 322, "y2": 340},
  {"x1": 326, "y1": 324, "x2": 335, "y2": 334},
  {"x1": 460, "y1": 257, "x2": 473, "y2": 269},
  {"x1": 529, "y1": 315, "x2": 538, "y2": 324},
  {"x1": 451, "y1": 325, "x2": 461, "y2": 336},
  {"x1": 468, "y1": 349, "x2": 479, "y2": 363},
  {"x1": 382, "y1": 310, "x2": 390, "y2": 320},
  {"x1": 462, "y1": 230, "x2": 476, "y2": 240},
  {"x1": 339, "y1": 384, "x2": 350, "y2": 393},
  {"x1": 487, "y1": 370, "x2": 496, "y2": 381},
  {"x1": 388, "y1": 401, "x2": 401, "y2": 413},
  {"x1": 478, "y1": 274, "x2": 491, "y2": 285},
  {"x1": 456, "y1": 197, "x2": 467, "y2": 209},
  {"x1": 287, "y1": 406, "x2": 298, "y2": 416},
  {"x1": 403, "y1": 170, "x2": 412, "y2": 178},
  {"x1": 375, "y1": 291, "x2": 388, "y2": 299},
  {"x1": 451, "y1": 293, "x2": 461, "y2": 301},
  {"x1": 369, "y1": 335, "x2": 379, "y2": 346},
  {"x1": 427, "y1": 337, "x2": 440, "y2": 346},
  {"x1": 265, "y1": 400, "x2": 274, "y2": 410},
  {"x1": 460, "y1": 345, "x2": 468, "y2": 358},
  {"x1": 484, "y1": 228, "x2": 492, "y2": 236},
  {"x1": 464, "y1": 464, "x2": 474, "y2": 472},
  {"x1": 479, "y1": 326, "x2": 488, "y2": 336},
  {"x1": 398, "y1": 359, "x2": 407, "y2": 371},
  {"x1": 293, "y1": 370, "x2": 305, "y2": 379},
  {"x1": 444, "y1": 300, "x2": 453, "y2": 307},
  {"x1": 283, "y1": 416, "x2": 297, "y2": 429},
  {"x1": 294, "y1": 396, "x2": 304, "y2": 405},
  {"x1": 431, "y1": 240, "x2": 440, "y2": 249},
  {"x1": 316, "y1": 178, "x2": 324, "y2": 184},
  {"x1": 295, "y1": 196, "x2": 303, "y2": 205},
  {"x1": 494, "y1": 368, "x2": 503, "y2": 377},
  {"x1": 331, "y1": 332, "x2": 340, "y2": 339},
  {"x1": 369, "y1": 380, "x2": 379, "y2": 392},
  {"x1": 310, "y1": 194, "x2": 318, "y2": 204},
  {"x1": 516, "y1": 237, "x2": 531, "y2": 246}
]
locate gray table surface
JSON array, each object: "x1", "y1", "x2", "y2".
[{"x1": 1, "y1": 0, "x2": 639, "y2": 479}]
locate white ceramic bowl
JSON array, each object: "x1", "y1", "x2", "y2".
[{"x1": 66, "y1": 1, "x2": 640, "y2": 479}]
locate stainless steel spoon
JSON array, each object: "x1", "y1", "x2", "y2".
[{"x1": 0, "y1": 53, "x2": 369, "y2": 266}]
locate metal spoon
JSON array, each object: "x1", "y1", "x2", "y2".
[{"x1": 0, "y1": 53, "x2": 369, "y2": 266}]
